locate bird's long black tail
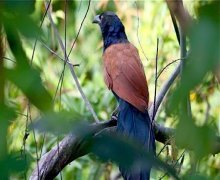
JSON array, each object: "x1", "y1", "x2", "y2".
[{"x1": 116, "y1": 97, "x2": 156, "y2": 180}]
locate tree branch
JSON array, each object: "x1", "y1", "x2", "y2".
[
  {"x1": 165, "y1": 0, "x2": 193, "y2": 33},
  {"x1": 149, "y1": 63, "x2": 181, "y2": 119},
  {"x1": 30, "y1": 117, "x2": 220, "y2": 180},
  {"x1": 29, "y1": 119, "x2": 170, "y2": 180}
]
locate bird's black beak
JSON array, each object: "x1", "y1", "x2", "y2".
[{"x1": 93, "y1": 15, "x2": 101, "y2": 24}]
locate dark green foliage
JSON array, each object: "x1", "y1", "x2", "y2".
[
  {"x1": 90, "y1": 132, "x2": 179, "y2": 179},
  {"x1": 167, "y1": 1, "x2": 220, "y2": 160}
]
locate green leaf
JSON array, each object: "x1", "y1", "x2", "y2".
[
  {"x1": 170, "y1": 1, "x2": 220, "y2": 109},
  {"x1": 31, "y1": 110, "x2": 85, "y2": 134},
  {"x1": 175, "y1": 117, "x2": 216, "y2": 159},
  {"x1": 183, "y1": 174, "x2": 208, "y2": 180},
  {"x1": 90, "y1": 132, "x2": 179, "y2": 179},
  {"x1": 0, "y1": 0, "x2": 36, "y2": 15},
  {"x1": 167, "y1": 1, "x2": 219, "y2": 159},
  {"x1": 1, "y1": 1, "x2": 41, "y2": 38},
  {"x1": 4, "y1": 24, "x2": 52, "y2": 112},
  {"x1": 0, "y1": 153, "x2": 27, "y2": 175}
]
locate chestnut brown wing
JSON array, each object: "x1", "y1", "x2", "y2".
[{"x1": 103, "y1": 43, "x2": 149, "y2": 112}]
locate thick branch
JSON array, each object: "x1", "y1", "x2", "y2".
[
  {"x1": 29, "y1": 120, "x2": 172, "y2": 180},
  {"x1": 30, "y1": 118, "x2": 220, "y2": 180},
  {"x1": 165, "y1": 0, "x2": 193, "y2": 33},
  {"x1": 30, "y1": 120, "x2": 116, "y2": 180}
]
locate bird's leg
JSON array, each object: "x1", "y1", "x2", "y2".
[{"x1": 111, "y1": 105, "x2": 119, "y2": 121}]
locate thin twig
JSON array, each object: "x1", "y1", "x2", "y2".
[
  {"x1": 16, "y1": 111, "x2": 28, "y2": 117},
  {"x1": 135, "y1": 1, "x2": 148, "y2": 61},
  {"x1": 20, "y1": 107, "x2": 29, "y2": 180},
  {"x1": 28, "y1": 104, "x2": 40, "y2": 180},
  {"x1": 205, "y1": 97, "x2": 210, "y2": 123},
  {"x1": 39, "y1": 133, "x2": 46, "y2": 158},
  {"x1": 148, "y1": 38, "x2": 159, "y2": 152},
  {"x1": 157, "y1": 138, "x2": 172, "y2": 157},
  {"x1": 152, "y1": 38, "x2": 159, "y2": 121},
  {"x1": 159, "y1": 150, "x2": 185, "y2": 180},
  {"x1": 57, "y1": 1, "x2": 68, "y2": 109},
  {"x1": 3, "y1": 56, "x2": 16, "y2": 63},
  {"x1": 30, "y1": 0, "x2": 51, "y2": 65},
  {"x1": 39, "y1": 39, "x2": 79, "y2": 67},
  {"x1": 45, "y1": 1, "x2": 99, "y2": 123},
  {"x1": 27, "y1": 3, "x2": 52, "y2": 179},
  {"x1": 157, "y1": 58, "x2": 183, "y2": 80},
  {"x1": 67, "y1": 0, "x2": 91, "y2": 58},
  {"x1": 56, "y1": 1, "x2": 68, "y2": 179},
  {"x1": 148, "y1": 37, "x2": 159, "y2": 150},
  {"x1": 168, "y1": 10, "x2": 180, "y2": 45},
  {"x1": 149, "y1": 63, "x2": 181, "y2": 119},
  {"x1": 53, "y1": 0, "x2": 90, "y2": 105}
]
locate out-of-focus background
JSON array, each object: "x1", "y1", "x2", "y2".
[{"x1": 1, "y1": 0, "x2": 219, "y2": 179}]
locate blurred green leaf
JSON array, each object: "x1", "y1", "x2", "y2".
[
  {"x1": 176, "y1": 116, "x2": 216, "y2": 159},
  {"x1": 0, "y1": 104, "x2": 16, "y2": 154},
  {"x1": 0, "y1": 153, "x2": 26, "y2": 174},
  {"x1": 167, "y1": 0, "x2": 219, "y2": 160},
  {"x1": 31, "y1": 110, "x2": 86, "y2": 134},
  {"x1": 4, "y1": 25, "x2": 52, "y2": 112},
  {"x1": 170, "y1": 1, "x2": 220, "y2": 108},
  {"x1": 1, "y1": 1, "x2": 41, "y2": 38},
  {"x1": 183, "y1": 174, "x2": 208, "y2": 180},
  {"x1": 3, "y1": 15, "x2": 41, "y2": 38},
  {"x1": 0, "y1": 0, "x2": 35, "y2": 15},
  {"x1": 6, "y1": 67, "x2": 53, "y2": 112},
  {"x1": 90, "y1": 132, "x2": 179, "y2": 179}
]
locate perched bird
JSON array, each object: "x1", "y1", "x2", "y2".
[{"x1": 93, "y1": 11, "x2": 155, "y2": 180}]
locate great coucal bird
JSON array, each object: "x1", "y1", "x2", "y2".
[{"x1": 93, "y1": 11, "x2": 155, "y2": 180}]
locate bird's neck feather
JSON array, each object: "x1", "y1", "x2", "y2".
[{"x1": 102, "y1": 28, "x2": 128, "y2": 51}]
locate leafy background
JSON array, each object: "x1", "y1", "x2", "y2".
[{"x1": 0, "y1": 0, "x2": 219, "y2": 179}]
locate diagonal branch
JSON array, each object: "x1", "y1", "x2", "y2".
[
  {"x1": 44, "y1": 1, "x2": 99, "y2": 123},
  {"x1": 30, "y1": 116, "x2": 220, "y2": 180}
]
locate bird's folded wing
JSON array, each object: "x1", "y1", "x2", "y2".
[{"x1": 103, "y1": 43, "x2": 149, "y2": 112}]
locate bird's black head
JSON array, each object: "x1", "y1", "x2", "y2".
[{"x1": 93, "y1": 11, "x2": 128, "y2": 51}]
